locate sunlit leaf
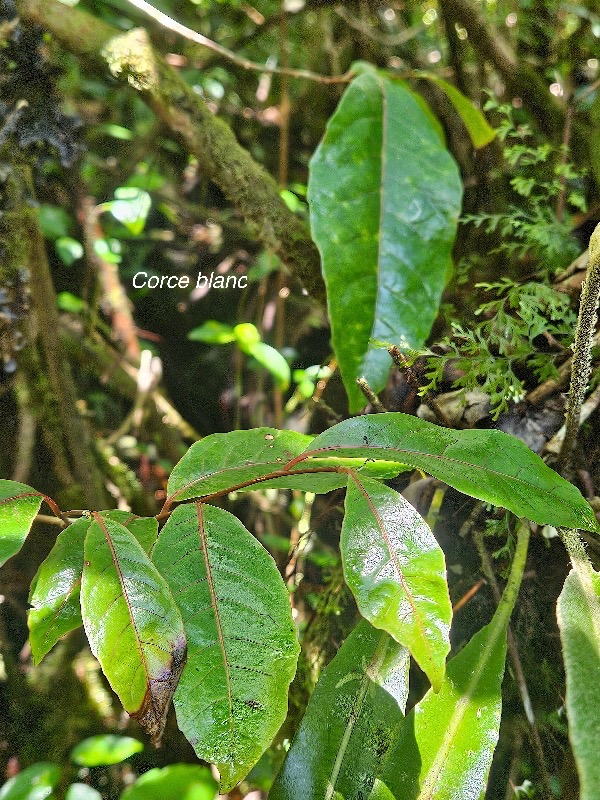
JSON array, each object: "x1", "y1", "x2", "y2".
[
  {"x1": 0, "y1": 480, "x2": 44, "y2": 567},
  {"x1": 188, "y1": 321, "x2": 236, "y2": 344},
  {"x1": 418, "y1": 73, "x2": 496, "y2": 148},
  {"x1": 342, "y1": 474, "x2": 451, "y2": 690},
  {"x1": 70, "y1": 735, "x2": 143, "y2": 767},
  {"x1": 309, "y1": 71, "x2": 462, "y2": 411},
  {"x1": 270, "y1": 620, "x2": 408, "y2": 800},
  {"x1": 0, "y1": 763, "x2": 60, "y2": 800},
  {"x1": 28, "y1": 518, "x2": 90, "y2": 664},
  {"x1": 152, "y1": 503, "x2": 299, "y2": 792},
  {"x1": 65, "y1": 785, "x2": 102, "y2": 800},
  {"x1": 557, "y1": 565, "x2": 600, "y2": 800},
  {"x1": 120, "y1": 765, "x2": 217, "y2": 800},
  {"x1": 245, "y1": 342, "x2": 291, "y2": 389},
  {"x1": 81, "y1": 515, "x2": 187, "y2": 745},
  {"x1": 299, "y1": 413, "x2": 598, "y2": 530},
  {"x1": 102, "y1": 187, "x2": 151, "y2": 235}
]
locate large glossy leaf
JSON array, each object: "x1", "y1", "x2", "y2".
[
  {"x1": 0, "y1": 480, "x2": 44, "y2": 567},
  {"x1": 120, "y1": 764, "x2": 217, "y2": 800},
  {"x1": 28, "y1": 513, "x2": 159, "y2": 664},
  {"x1": 557, "y1": 565, "x2": 600, "y2": 800},
  {"x1": 371, "y1": 521, "x2": 530, "y2": 800},
  {"x1": 308, "y1": 70, "x2": 462, "y2": 412},
  {"x1": 294, "y1": 413, "x2": 597, "y2": 531},
  {"x1": 166, "y1": 429, "x2": 402, "y2": 504},
  {"x1": 270, "y1": 620, "x2": 408, "y2": 800},
  {"x1": 152, "y1": 503, "x2": 299, "y2": 792},
  {"x1": 342, "y1": 474, "x2": 451, "y2": 690},
  {"x1": 81, "y1": 515, "x2": 187, "y2": 745},
  {"x1": 28, "y1": 517, "x2": 90, "y2": 665},
  {"x1": 0, "y1": 762, "x2": 60, "y2": 800}
]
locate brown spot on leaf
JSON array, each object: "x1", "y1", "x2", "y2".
[{"x1": 131, "y1": 633, "x2": 187, "y2": 747}]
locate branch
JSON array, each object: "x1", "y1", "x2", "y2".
[
  {"x1": 123, "y1": 0, "x2": 351, "y2": 85},
  {"x1": 16, "y1": 0, "x2": 327, "y2": 305},
  {"x1": 439, "y1": 0, "x2": 576, "y2": 144}
]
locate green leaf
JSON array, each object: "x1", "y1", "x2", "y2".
[
  {"x1": 246, "y1": 342, "x2": 291, "y2": 390},
  {"x1": 28, "y1": 513, "x2": 158, "y2": 665},
  {"x1": 71, "y1": 735, "x2": 143, "y2": 767},
  {"x1": 372, "y1": 521, "x2": 529, "y2": 800},
  {"x1": 81, "y1": 515, "x2": 187, "y2": 745},
  {"x1": 233, "y1": 322, "x2": 261, "y2": 349},
  {"x1": 0, "y1": 763, "x2": 60, "y2": 800},
  {"x1": 64, "y1": 785, "x2": 102, "y2": 800},
  {"x1": 376, "y1": 619, "x2": 506, "y2": 799},
  {"x1": 102, "y1": 511, "x2": 159, "y2": 554},
  {"x1": 299, "y1": 413, "x2": 598, "y2": 531},
  {"x1": 417, "y1": 73, "x2": 496, "y2": 148},
  {"x1": 55, "y1": 237, "x2": 84, "y2": 266},
  {"x1": 166, "y1": 429, "x2": 405, "y2": 505},
  {"x1": 557, "y1": 566, "x2": 600, "y2": 800},
  {"x1": 0, "y1": 480, "x2": 44, "y2": 567},
  {"x1": 102, "y1": 187, "x2": 152, "y2": 235},
  {"x1": 342, "y1": 474, "x2": 451, "y2": 690},
  {"x1": 188, "y1": 321, "x2": 236, "y2": 344},
  {"x1": 120, "y1": 765, "x2": 217, "y2": 800},
  {"x1": 152, "y1": 503, "x2": 299, "y2": 792},
  {"x1": 309, "y1": 72, "x2": 462, "y2": 412},
  {"x1": 270, "y1": 620, "x2": 408, "y2": 800},
  {"x1": 28, "y1": 518, "x2": 90, "y2": 665}
]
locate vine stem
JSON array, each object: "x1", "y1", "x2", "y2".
[
  {"x1": 122, "y1": 0, "x2": 352, "y2": 84},
  {"x1": 558, "y1": 222, "x2": 600, "y2": 469}
]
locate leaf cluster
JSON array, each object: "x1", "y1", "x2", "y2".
[{"x1": 423, "y1": 279, "x2": 576, "y2": 418}]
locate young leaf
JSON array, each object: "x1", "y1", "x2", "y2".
[
  {"x1": 0, "y1": 480, "x2": 44, "y2": 567},
  {"x1": 28, "y1": 517, "x2": 90, "y2": 665},
  {"x1": 152, "y1": 503, "x2": 299, "y2": 792},
  {"x1": 417, "y1": 73, "x2": 496, "y2": 148},
  {"x1": 270, "y1": 620, "x2": 408, "y2": 800},
  {"x1": 120, "y1": 764, "x2": 218, "y2": 800},
  {"x1": 372, "y1": 521, "x2": 529, "y2": 800},
  {"x1": 81, "y1": 515, "x2": 187, "y2": 746},
  {"x1": 557, "y1": 565, "x2": 600, "y2": 800},
  {"x1": 342, "y1": 474, "x2": 451, "y2": 690},
  {"x1": 308, "y1": 71, "x2": 462, "y2": 412},
  {"x1": 297, "y1": 413, "x2": 597, "y2": 531}
]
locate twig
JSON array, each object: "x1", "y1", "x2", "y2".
[
  {"x1": 546, "y1": 381, "x2": 600, "y2": 455},
  {"x1": 122, "y1": 0, "x2": 352, "y2": 84},
  {"x1": 356, "y1": 377, "x2": 387, "y2": 412},
  {"x1": 334, "y1": 4, "x2": 425, "y2": 47},
  {"x1": 388, "y1": 345, "x2": 452, "y2": 426},
  {"x1": 558, "y1": 223, "x2": 600, "y2": 469},
  {"x1": 79, "y1": 195, "x2": 141, "y2": 362}
]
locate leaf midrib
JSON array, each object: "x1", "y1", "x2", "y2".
[{"x1": 195, "y1": 502, "x2": 235, "y2": 749}]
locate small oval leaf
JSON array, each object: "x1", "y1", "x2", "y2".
[
  {"x1": 71, "y1": 735, "x2": 143, "y2": 767},
  {"x1": 342, "y1": 474, "x2": 451, "y2": 690}
]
